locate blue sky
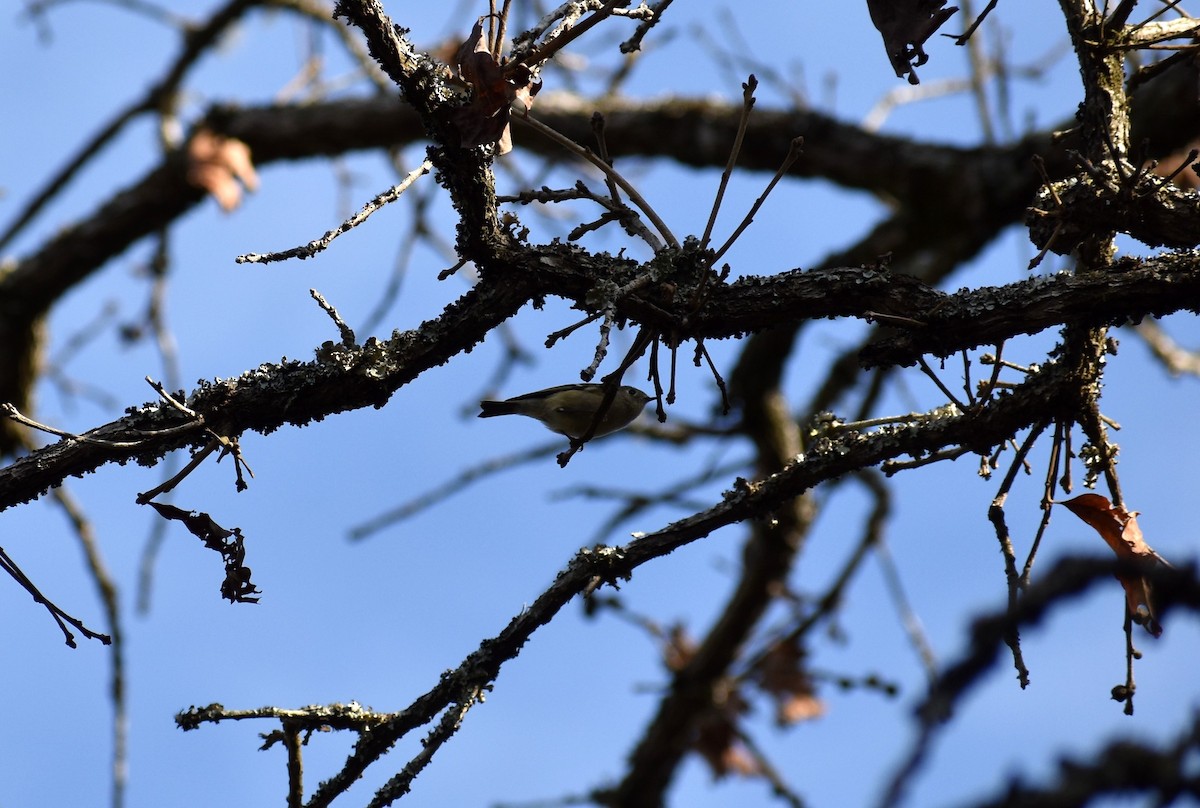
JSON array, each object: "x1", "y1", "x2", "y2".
[{"x1": 2, "y1": 2, "x2": 1199, "y2": 807}]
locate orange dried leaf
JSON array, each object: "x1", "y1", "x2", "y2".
[
  {"x1": 1061, "y1": 493, "x2": 1167, "y2": 636},
  {"x1": 776, "y1": 691, "x2": 826, "y2": 725},
  {"x1": 186, "y1": 129, "x2": 258, "y2": 212},
  {"x1": 1061, "y1": 494, "x2": 1154, "y2": 560}
]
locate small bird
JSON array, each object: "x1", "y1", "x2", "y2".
[{"x1": 478, "y1": 383, "x2": 652, "y2": 439}]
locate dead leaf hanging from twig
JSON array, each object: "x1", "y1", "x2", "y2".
[
  {"x1": 186, "y1": 128, "x2": 259, "y2": 211},
  {"x1": 867, "y1": 0, "x2": 958, "y2": 85},
  {"x1": 1061, "y1": 493, "x2": 1170, "y2": 637},
  {"x1": 147, "y1": 502, "x2": 262, "y2": 604},
  {"x1": 451, "y1": 17, "x2": 542, "y2": 154}
]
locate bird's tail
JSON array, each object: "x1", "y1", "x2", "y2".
[{"x1": 478, "y1": 400, "x2": 518, "y2": 418}]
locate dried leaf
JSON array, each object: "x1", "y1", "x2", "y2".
[
  {"x1": 756, "y1": 638, "x2": 826, "y2": 726},
  {"x1": 148, "y1": 501, "x2": 262, "y2": 604},
  {"x1": 1061, "y1": 493, "x2": 1168, "y2": 636},
  {"x1": 694, "y1": 679, "x2": 756, "y2": 779},
  {"x1": 508, "y1": 63, "x2": 540, "y2": 112},
  {"x1": 867, "y1": 0, "x2": 958, "y2": 85},
  {"x1": 186, "y1": 129, "x2": 259, "y2": 211},
  {"x1": 658, "y1": 624, "x2": 762, "y2": 779},
  {"x1": 777, "y1": 689, "x2": 826, "y2": 724},
  {"x1": 662, "y1": 623, "x2": 696, "y2": 671},
  {"x1": 694, "y1": 713, "x2": 759, "y2": 779},
  {"x1": 451, "y1": 17, "x2": 541, "y2": 153}
]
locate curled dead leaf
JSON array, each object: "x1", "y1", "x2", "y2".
[
  {"x1": 186, "y1": 128, "x2": 259, "y2": 212},
  {"x1": 1061, "y1": 493, "x2": 1169, "y2": 636},
  {"x1": 147, "y1": 501, "x2": 261, "y2": 603},
  {"x1": 451, "y1": 17, "x2": 541, "y2": 153},
  {"x1": 867, "y1": 0, "x2": 958, "y2": 85}
]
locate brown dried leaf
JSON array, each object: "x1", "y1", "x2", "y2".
[
  {"x1": 777, "y1": 690, "x2": 826, "y2": 725},
  {"x1": 147, "y1": 501, "x2": 261, "y2": 604},
  {"x1": 867, "y1": 0, "x2": 958, "y2": 85},
  {"x1": 694, "y1": 680, "x2": 757, "y2": 779},
  {"x1": 186, "y1": 129, "x2": 258, "y2": 212},
  {"x1": 658, "y1": 623, "x2": 763, "y2": 779},
  {"x1": 694, "y1": 714, "x2": 760, "y2": 779},
  {"x1": 456, "y1": 19, "x2": 509, "y2": 111},
  {"x1": 757, "y1": 639, "x2": 826, "y2": 726},
  {"x1": 662, "y1": 623, "x2": 696, "y2": 671},
  {"x1": 508, "y1": 63, "x2": 540, "y2": 112},
  {"x1": 1061, "y1": 493, "x2": 1168, "y2": 636},
  {"x1": 451, "y1": 17, "x2": 542, "y2": 153}
]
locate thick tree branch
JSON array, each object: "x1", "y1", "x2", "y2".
[
  {"x1": 7, "y1": 247, "x2": 1200, "y2": 511},
  {"x1": 0, "y1": 278, "x2": 530, "y2": 512},
  {"x1": 612, "y1": 313, "x2": 812, "y2": 803},
  {"x1": 857, "y1": 252, "x2": 1200, "y2": 366},
  {"x1": 0, "y1": 95, "x2": 1048, "y2": 315}
]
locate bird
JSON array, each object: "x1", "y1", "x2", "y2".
[{"x1": 478, "y1": 383, "x2": 652, "y2": 439}]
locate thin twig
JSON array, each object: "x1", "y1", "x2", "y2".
[
  {"x1": 51, "y1": 486, "x2": 127, "y2": 808},
  {"x1": 978, "y1": 341, "x2": 1007, "y2": 401},
  {"x1": 367, "y1": 688, "x2": 482, "y2": 808},
  {"x1": 546, "y1": 311, "x2": 604, "y2": 347},
  {"x1": 960, "y1": 351, "x2": 976, "y2": 406},
  {"x1": 515, "y1": 112, "x2": 679, "y2": 247},
  {"x1": 284, "y1": 721, "x2": 304, "y2": 808},
  {"x1": 620, "y1": 0, "x2": 675, "y2": 53},
  {"x1": 311, "y1": 289, "x2": 357, "y2": 346},
  {"x1": 1127, "y1": 0, "x2": 1186, "y2": 37},
  {"x1": 915, "y1": 357, "x2": 967, "y2": 410},
  {"x1": 701, "y1": 74, "x2": 757, "y2": 251},
  {"x1": 1121, "y1": 607, "x2": 1137, "y2": 716},
  {"x1": 591, "y1": 112, "x2": 623, "y2": 204},
  {"x1": 581, "y1": 310, "x2": 616, "y2": 382},
  {"x1": 509, "y1": 0, "x2": 623, "y2": 74},
  {"x1": 986, "y1": 419, "x2": 1049, "y2": 688},
  {"x1": 348, "y1": 440, "x2": 562, "y2": 540},
  {"x1": 953, "y1": 0, "x2": 1000, "y2": 45},
  {"x1": 1, "y1": 402, "x2": 197, "y2": 448},
  {"x1": 1019, "y1": 420, "x2": 1066, "y2": 588},
  {"x1": 710, "y1": 137, "x2": 803, "y2": 264},
  {"x1": 694, "y1": 341, "x2": 730, "y2": 415},
  {"x1": 135, "y1": 439, "x2": 220, "y2": 504},
  {"x1": 0, "y1": 545, "x2": 112, "y2": 647},
  {"x1": 237, "y1": 160, "x2": 432, "y2": 264},
  {"x1": 1135, "y1": 318, "x2": 1200, "y2": 376}
]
